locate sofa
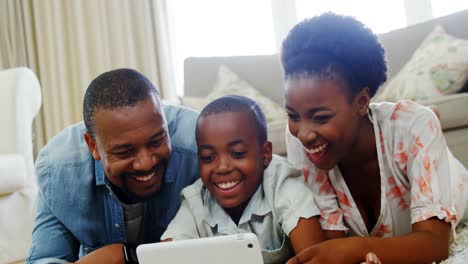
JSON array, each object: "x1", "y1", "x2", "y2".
[
  {"x1": 0, "y1": 67, "x2": 42, "y2": 263},
  {"x1": 182, "y1": 9, "x2": 468, "y2": 169}
]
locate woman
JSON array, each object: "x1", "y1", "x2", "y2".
[{"x1": 282, "y1": 13, "x2": 468, "y2": 264}]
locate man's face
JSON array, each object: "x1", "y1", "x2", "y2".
[{"x1": 84, "y1": 96, "x2": 171, "y2": 202}]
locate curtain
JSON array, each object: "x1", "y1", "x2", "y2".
[{"x1": 0, "y1": 0, "x2": 177, "y2": 154}]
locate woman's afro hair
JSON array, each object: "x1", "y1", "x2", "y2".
[{"x1": 281, "y1": 13, "x2": 387, "y2": 97}]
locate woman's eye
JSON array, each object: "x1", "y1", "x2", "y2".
[
  {"x1": 287, "y1": 112, "x2": 299, "y2": 122},
  {"x1": 231, "y1": 151, "x2": 247, "y2": 159},
  {"x1": 313, "y1": 115, "x2": 331, "y2": 123}
]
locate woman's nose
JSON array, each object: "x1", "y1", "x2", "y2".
[{"x1": 297, "y1": 124, "x2": 317, "y2": 147}]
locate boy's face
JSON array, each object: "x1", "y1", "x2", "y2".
[{"x1": 196, "y1": 111, "x2": 272, "y2": 211}]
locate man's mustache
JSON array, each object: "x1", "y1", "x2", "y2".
[{"x1": 123, "y1": 164, "x2": 161, "y2": 178}]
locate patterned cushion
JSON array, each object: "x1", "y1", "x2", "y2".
[
  {"x1": 207, "y1": 65, "x2": 286, "y2": 122},
  {"x1": 374, "y1": 26, "x2": 468, "y2": 102}
]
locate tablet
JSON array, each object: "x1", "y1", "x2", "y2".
[{"x1": 137, "y1": 233, "x2": 263, "y2": 264}]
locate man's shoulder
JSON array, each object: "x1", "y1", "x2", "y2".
[
  {"x1": 38, "y1": 122, "x2": 92, "y2": 165},
  {"x1": 164, "y1": 104, "x2": 199, "y2": 154},
  {"x1": 35, "y1": 122, "x2": 95, "y2": 197}
]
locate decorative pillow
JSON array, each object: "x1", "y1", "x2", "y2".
[
  {"x1": 374, "y1": 26, "x2": 468, "y2": 102},
  {"x1": 179, "y1": 65, "x2": 286, "y2": 123},
  {"x1": 207, "y1": 65, "x2": 286, "y2": 122}
]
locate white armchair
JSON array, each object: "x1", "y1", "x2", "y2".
[{"x1": 0, "y1": 67, "x2": 42, "y2": 263}]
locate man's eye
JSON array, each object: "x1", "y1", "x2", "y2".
[
  {"x1": 115, "y1": 150, "x2": 134, "y2": 158},
  {"x1": 231, "y1": 151, "x2": 246, "y2": 159},
  {"x1": 149, "y1": 137, "x2": 165, "y2": 148}
]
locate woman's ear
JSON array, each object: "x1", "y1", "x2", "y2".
[{"x1": 354, "y1": 87, "x2": 371, "y2": 116}]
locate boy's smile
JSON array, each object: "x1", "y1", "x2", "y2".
[{"x1": 196, "y1": 111, "x2": 272, "y2": 218}]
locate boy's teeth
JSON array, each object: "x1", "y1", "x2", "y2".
[
  {"x1": 216, "y1": 180, "x2": 240, "y2": 190},
  {"x1": 304, "y1": 143, "x2": 328, "y2": 154},
  {"x1": 135, "y1": 172, "x2": 155, "y2": 182}
]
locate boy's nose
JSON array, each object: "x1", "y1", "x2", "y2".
[{"x1": 215, "y1": 155, "x2": 231, "y2": 174}]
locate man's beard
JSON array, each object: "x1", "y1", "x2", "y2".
[{"x1": 110, "y1": 163, "x2": 166, "y2": 204}]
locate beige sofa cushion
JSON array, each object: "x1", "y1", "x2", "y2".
[{"x1": 418, "y1": 93, "x2": 468, "y2": 130}]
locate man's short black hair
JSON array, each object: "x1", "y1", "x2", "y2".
[
  {"x1": 281, "y1": 12, "x2": 387, "y2": 97},
  {"x1": 83, "y1": 68, "x2": 160, "y2": 137},
  {"x1": 196, "y1": 95, "x2": 268, "y2": 143}
]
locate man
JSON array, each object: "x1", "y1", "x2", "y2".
[{"x1": 26, "y1": 69, "x2": 200, "y2": 264}]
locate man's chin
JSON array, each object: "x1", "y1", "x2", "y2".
[{"x1": 130, "y1": 180, "x2": 164, "y2": 202}]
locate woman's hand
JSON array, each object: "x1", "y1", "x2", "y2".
[
  {"x1": 286, "y1": 237, "x2": 366, "y2": 264},
  {"x1": 361, "y1": 252, "x2": 382, "y2": 264}
]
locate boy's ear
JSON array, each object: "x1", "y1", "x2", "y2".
[
  {"x1": 262, "y1": 140, "x2": 273, "y2": 168},
  {"x1": 84, "y1": 132, "x2": 101, "y2": 160}
]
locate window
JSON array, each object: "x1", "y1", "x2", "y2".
[
  {"x1": 295, "y1": 0, "x2": 406, "y2": 34},
  {"x1": 431, "y1": 0, "x2": 468, "y2": 18},
  {"x1": 170, "y1": 0, "x2": 276, "y2": 95}
]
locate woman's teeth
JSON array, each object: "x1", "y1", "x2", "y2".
[
  {"x1": 304, "y1": 143, "x2": 328, "y2": 154},
  {"x1": 216, "y1": 180, "x2": 240, "y2": 190},
  {"x1": 135, "y1": 171, "x2": 155, "y2": 182}
]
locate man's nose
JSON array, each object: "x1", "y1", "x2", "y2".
[{"x1": 133, "y1": 148, "x2": 156, "y2": 170}]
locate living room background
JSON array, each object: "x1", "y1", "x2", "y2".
[{"x1": 170, "y1": 0, "x2": 468, "y2": 96}]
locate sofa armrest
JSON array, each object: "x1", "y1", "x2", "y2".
[
  {"x1": 0, "y1": 154, "x2": 26, "y2": 195},
  {"x1": 417, "y1": 93, "x2": 468, "y2": 131}
]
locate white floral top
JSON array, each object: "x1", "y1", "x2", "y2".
[{"x1": 286, "y1": 100, "x2": 468, "y2": 237}]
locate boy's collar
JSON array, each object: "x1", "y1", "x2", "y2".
[{"x1": 203, "y1": 184, "x2": 271, "y2": 234}]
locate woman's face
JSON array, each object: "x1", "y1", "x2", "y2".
[{"x1": 285, "y1": 76, "x2": 366, "y2": 170}]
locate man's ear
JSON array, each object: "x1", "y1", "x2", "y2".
[
  {"x1": 262, "y1": 140, "x2": 273, "y2": 168},
  {"x1": 354, "y1": 87, "x2": 371, "y2": 116},
  {"x1": 84, "y1": 132, "x2": 101, "y2": 160}
]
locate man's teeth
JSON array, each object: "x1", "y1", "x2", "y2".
[
  {"x1": 135, "y1": 172, "x2": 155, "y2": 182},
  {"x1": 304, "y1": 143, "x2": 328, "y2": 154},
  {"x1": 216, "y1": 180, "x2": 240, "y2": 190}
]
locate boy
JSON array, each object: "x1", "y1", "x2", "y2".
[{"x1": 161, "y1": 95, "x2": 326, "y2": 264}]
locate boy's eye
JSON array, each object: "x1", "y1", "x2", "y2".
[
  {"x1": 199, "y1": 154, "x2": 215, "y2": 162},
  {"x1": 231, "y1": 151, "x2": 247, "y2": 159}
]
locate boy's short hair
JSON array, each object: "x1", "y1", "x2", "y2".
[{"x1": 196, "y1": 95, "x2": 268, "y2": 143}]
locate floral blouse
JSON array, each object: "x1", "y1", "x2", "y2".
[{"x1": 286, "y1": 100, "x2": 468, "y2": 237}]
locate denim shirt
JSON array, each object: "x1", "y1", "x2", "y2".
[{"x1": 26, "y1": 105, "x2": 200, "y2": 264}]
